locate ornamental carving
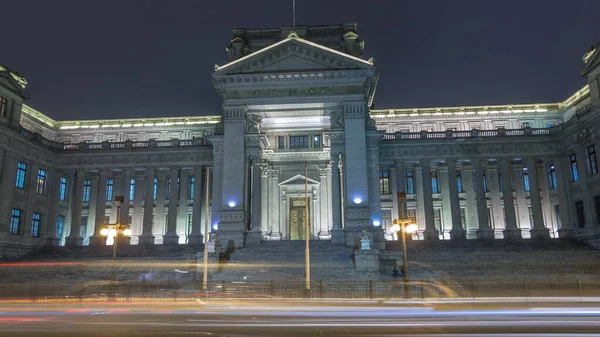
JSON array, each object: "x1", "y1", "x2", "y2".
[
  {"x1": 246, "y1": 114, "x2": 262, "y2": 133},
  {"x1": 329, "y1": 110, "x2": 344, "y2": 130}
]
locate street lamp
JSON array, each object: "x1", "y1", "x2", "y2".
[
  {"x1": 100, "y1": 196, "x2": 130, "y2": 299},
  {"x1": 392, "y1": 192, "x2": 418, "y2": 298}
]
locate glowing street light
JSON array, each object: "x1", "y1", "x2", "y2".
[
  {"x1": 99, "y1": 196, "x2": 130, "y2": 300},
  {"x1": 393, "y1": 192, "x2": 418, "y2": 298}
]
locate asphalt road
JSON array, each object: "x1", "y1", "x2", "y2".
[{"x1": 1, "y1": 299, "x2": 600, "y2": 336}]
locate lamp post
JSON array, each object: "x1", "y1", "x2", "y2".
[
  {"x1": 100, "y1": 196, "x2": 131, "y2": 299},
  {"x1": 390, "y1": 192, "x2": 418, "y2": 298}
]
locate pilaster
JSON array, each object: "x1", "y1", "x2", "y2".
[
  {"x1": 139, "y1": 169, "x2": 155, "y2": 245},
  {"x1": 65, "y1": 170, "x2": 85, "y2": 247},
  {"x1": 90, "y1": 171, "x2": 108, "y2": 246},
  {"x1": 526, "y1": 158, "x2": 550, "y2": 239},
  {"x1": 499, "y1": 159, "x2": 521, "y2": 240},
  {"x1": 473, "y1": 159, "x2": 494, "y2": 240},
  {"x1": 164, "y1": 167, "x2": 180, "y2": 245},
  {"x1": 421, "y1": 160, "x2": 439, "y2": 240},
  {"x1": 446, "y1": 159, "x2": 466, "y2": 240}
]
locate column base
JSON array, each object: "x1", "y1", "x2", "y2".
[
  {"x1": 138, "y1": 234, "x2": 156, "y2": 246},
  {"x1": 503, "y1": 228, "x2": 522, "y2": 240},
  {"x1": 163, "y1": 233, "x2": 180, "y2": 245},
  {"x1": 449, "y1": 228, "x2": 466, "y2": 240},
  {"x1": 268, "y1": 231, "x2": 282, "y2": 241},
  {"x1": 188, "y1": 233, "x2": 204, "y2": 246},
  {"x1": 318, "y1": 230, "x2": 331, "y2": 239},
  {"x1": 44, "y1": 237, "x2": 59, "y2": 247},
  {"x1": 530, "y1": 227, "x2": 551, "y2": 240},
  {"x1": 331, "y1": 228, "x2": 345, "y2": 244},
  {"x1": 558, "y1": 228, "x2": 574, "y2": 239},
  {"x1": 89, "y1": 235, "x2": 106, "y2": 246},
  {"x1": 423, "y1": 229, "x2": 440, "y2": 241},
  {"x1": 117, "y1": 235, "x2": 130, "y2": 246},
  {"x1": 246, "y1": 228, "x2": 262, "y2": 246},
  {"x1": 476, "y1": 228, "x2": 495, "y2": 240},
  {"x1": 65, "y1": 235, "x2": 83, "y2": 248}
]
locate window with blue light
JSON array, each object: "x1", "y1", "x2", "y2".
[
  {"x1": 570, "y1": 154, "x2": 579, "y2": 181},
  {"x1": 278, "y1": 136, "x2": 285, "y2": 149},
  {"x1": 10, "y1": 209, "x2": 21, "y2": 235},
  {"x1": 36, "y1": 169, "x2": 47, "y2": 195},
  {"x1": 106, "y1": 179, "x2": 114, "y2": 201},
  {"x1": 523, "y1": 168, "x2": 530, "y2": 192},
  {"x1": 80, "y1": 216, "x2": 88, "y2": 238},
  {"x1": 289, "y1": 135, "x2": 309, "y2": 149},
  {"x1": 189, "y1": 177, "x2": 195, "y2": 199},
  {"x1": 59, "y1": 177, "x2": 68, "y2": 201},
  {"x1": 588, "y1": 145, "x2": 598, "y2": 175},
  {"x1": 379, "y1": 171, "x2": 390, "y2": 195},
  {"x1": 129, "y1": 179, "x2": 136, "y2": 200},
  {"x1": 482, "y1": 169, "x2": 488, "y2": 192},
  {"x1": 56, "y1": 215, "x2": 65, "y2": 239},
  {"x1": 82, "y1": 180, "x2": 92, "y2": 202},
  {"x1": 431, "y1": 170, "x2": 440, "y2": 193},
  {"x1": 153, "y1": 178, "x2": 158, "y2": 200},
  {"x1": 548, "y1": 165, "x2": 558, "y2": 189},
  {"x1": 313, "y1": 135, "x2": 321, "y2": 147},
  {"x1": 15, "y1": 162, "x2": 27, "y2": 189},
  {"x1": 31, "y1": 213, "x2": 41, "y2": 237},
  {"x1": 456, "y1": 170, "x2": 464, "y2": 192},
  {"x1": 405, "y1": 171, "x2": 415, "y2": 194}
]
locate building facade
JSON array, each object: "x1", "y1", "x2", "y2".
[{"x1": 1, "y1": 23, "x2": 600, "y2": 256}]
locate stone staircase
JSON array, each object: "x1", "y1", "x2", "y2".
[{"x1": 213, "y1": 240, "x2": 377, "y2": 282}]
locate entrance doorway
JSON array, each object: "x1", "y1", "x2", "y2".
[{"x1": 289, "y1": 197, "x2": 310, "y2": 240}]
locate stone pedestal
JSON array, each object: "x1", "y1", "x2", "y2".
[
  {"x1": 503, "y1": 228, "x2": 523, "y2": 240},
  {"x1": 217, "y1": 210, "x2": 247, "y2": 249},
  {"x1": 423, "y1": 229, "x2": 440, "y2": 241},
  {"x1": 44, "y1": 237, "x2": 59, "y2": 247},
  {"x1": 330, "y1": 228, "x2": 345, "y2": 244},
  {"x1": 138, "y1": 234, "x2": 155, "y2": 246},
  {"x1": 188, "y1": 233, "x2": 204, "y2": 246},
  {"x1": 530, "y1": 227, "x2": 551, "y2": 240},
  {"x1": 354, "y1": 249, "x2": 380, "y2": 280},
  {"x1": 372, "y1": 227, "x2": 385, "y2": 250},
  {"x1": 246, "y1": 228, "x2": 262, "y2": 246},
  {"x1": 117, "y1": 235, "x2": 131, "y2": 247},
  {"x1": 476, "y1": 228, "x2": 495, "y2": 240},
  {"x1": 163, "y1": 233, "x2": 180, "y2": 245},
  {"x1": 65, "y1": 235, "x2": 83, "y2": 248},
  {"x1": 344, "y1": 207, "x2": 373, "y2": 247},
  {"x1": 89, "y1": 235, "x2": 106, "y2": 246},
  {"x1": 449, "y1": 228, "x2": 466, "y2": 240},
  {"x1": 557, "y1": 228, "x2": 574, "y2": 239}
]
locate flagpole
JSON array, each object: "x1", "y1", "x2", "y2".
[
  {"x1": 293, "y1": 0, "x2": 296, "y2": 31},
  {"x1": 202, "y1": 166, "x2": 210, "y2": 290},
  {"x1": 305, "y1": 163, "x2": 310, "y2": 292}
]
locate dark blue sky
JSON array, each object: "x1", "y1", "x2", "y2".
[{"x1": 1, "y1": 0, "x2": 599, "y2": 120}]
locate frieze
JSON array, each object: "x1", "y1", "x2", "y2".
[{"x1": 223, "y1": 85, "x2": 363, "y2": 99}]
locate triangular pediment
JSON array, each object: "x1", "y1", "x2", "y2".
[
  {"x1": 0, "y1": 68, "x2": 28, "y2": 99},
  {"x1": 279, "y1": 174, "x2": 320, "y2": 186},
  {"x1": 214, "y1": 35, "x2": 374, "y2": 76}
]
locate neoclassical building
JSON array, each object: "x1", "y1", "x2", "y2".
[{"x1": 1, "y1": 23, "x2": 600, "y2": 256}]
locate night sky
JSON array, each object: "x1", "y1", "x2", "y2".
[{"x1": 1, "y1": 0, "x2": 599, "y2": 121}]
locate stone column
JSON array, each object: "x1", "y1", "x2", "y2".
[
  {"x1": 154, "y1": 171, "x2": 167, "y2": 237},
  {"x1": 119, "y1": 169, "x2": 131, "y2": 227},
  {"x1": 499, "y1": 159, "x2": 521, "y2": 240},
  {"x1": 446, "y1": 159, "x2": 466, "y2": 240},
  {"x1": 526, "y1": 158, "x2": 550, "y2": 239},
  {"x1": 473, "y1": 159, "x2": 494, "y2": 239},
  {"x1": 66, "y1": 170, "x2": 85, "y2": 247},
  {"x1": 164, "y1": 168, "x2": 180, "y2": 244},
  {"x1": 189, "y1": 166, "x2": 205, "y2": 245},
  {"x1": 260, "y1": 164, "x2": 269, "y2": 234},
  {"x1": 421, "y1": 160, "x2": 439, "y2": 240},
  {"x1": 487, "y1": 163, "x2": 503, "y2": 236},
  {"x1": 575, "y1": 147, "x2": 596, "y2": 226},
  {"x1": 109, "y1": 172, "x2": 122, "y2": 224},
  {"x1": 44, "y1": 171, "x2": 62, "y2": 246},
  {"x1": 414, "y1": 165, "x2": 426, "y2": 237},
  {"x1": 390, "y1": 165, "x2": 399, "y2": 221},
  {"x1": 555, "y1": 156, "x2": 575, "y2": 238},
  {"x1": 139, "y1": 169, "x2": 155, "y2": 245},
  {"x1": 269, "y1": 168, "x2": 281, "y2": 239},
  {"x1": 395, "y1": 160, "x2": 407, "y2": 220},
  {"x1": 246, "y1": 156, "x2": 262, "y2": 245},
  {"x1": 318, "y1": 167, "x2": 330, "y2": 238},
  {"x1": 330, "y1": 153, "x2": 344, "y2": 243},
  {"x1": 512, "y1": 162, "x2": 529, "y2": 231},
  {"x1": 90, "y1": 171, "x2": 108, "y2": 246},
  {"x1": 462, "y1": 164, "x2": 477, "y2": 237},
  {"x1": 538, "y1": 159, "x2": 556, "y2": 237},
  {"x1": 177, "y1": 170, "x2": 189, "y2": 240}
]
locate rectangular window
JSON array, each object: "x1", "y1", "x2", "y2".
[
  {"x1": 80, "y1": 216, "x2": 88, "y2": 238},
  {"x1": 528, "y1": 207, "x2": 534, "y2": 226},
  {"x1": 129, "y1": 179, "x2": 136, "y2": 200},
  {"x1": 588, "y1": 145, "x2": 598, "y2": 175},
  {"x1": 405, "y1": 171, "x2": 415, "y2": 194},
  {"x1": 106, "y1": 179, "x2": 114, "y2": 201},
  {"x1": 15, "y1": 162, "x2": 27, "y2": 189},
  {"x1": 187, "y1": 213, "x2": 193, "y2": 236},
  {"x1": 189, "y1": 177, "x2": 195, "y2": 199},
  {"x1": 289, "y1": 135, "x2": 309, "y2": 149},
  {"x1": 36, "y1": 169, "x2": 47, "y2": 195},
  {"x1": 433, "y1": 208, "x2": 442, "y2": 232},
  {"x1": 56, "y1": 215, "x2": 65, "y2": 239},
  {"x1": 153, "y1": 178, "x2": 158, "y2": 200},
  {"x1": 487, "y1": 207, "x2": 493, "y2": 228},
  {"x1": 431, "y1": 170, "x2": 440, "y2": 193},
  {"x1": 313, "y1": 135, "x2": 321, "y2": 148},
  {"x1": 459, "y1": 208, "x2": 466, "y2": 228},
  {"x1": 9, "y1": 209, "x2": 21, "y2": 235},
  {"x1": 498, "y1": 172, "x2": 503, "y2": 192},
  {"x1": 278, "y1": 136, "x2": 285, "y2": 149},
  {"x1": 31, "y1": 213, "x2": 41, "y2": 237},
  {"x1": 82, "y1": 180, "x2": 92, "y2": 202},
  {"x1": 548, "y1": 165, "x2": 558, "y2": 190},
  {"x1": 570, "y1": 154, "x2": 579, "y2": 181},
  {"x1": 482, "y1": 169, "x2": 488, "y2": 192},
  {"x1": 523, "y1": 168, "x2": 530, "y2": 192},
  {"x1": 575, "y1": 200, "x2": 585, "y2": 228},
  {"x1": 456, "y1": 170, "x2": 464, "y2": 193},
  {"x1": 379, "y1": 171, "x2": 390, "y2": 195},
  {"x1": 0, "y1": 96, "x2": 7, "y2": 117},
  {"x1": 59, "y1": 177, "x2": 68, "y2": 201}
]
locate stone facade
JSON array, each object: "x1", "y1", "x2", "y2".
[{"x1": 1, "y1": 24, "x2": 600, "y2": 257}]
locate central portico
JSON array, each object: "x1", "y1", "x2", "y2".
[{"x1": 211, "y1": 28, "x2": 383, "y2": 248}]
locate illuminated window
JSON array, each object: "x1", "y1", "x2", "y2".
[
  {"x1": 278, "y1": 136, "x2": 285, "y2": 149},
  {"x1": 31, "y1": 213, "x2": 41, "y2": 237},
  {"x1": 456, "y1": 170, "x2": 464, "y2": 193},
  {"x1": 459, "y1": 208, "x2": 466, "y2": 227},
  {"x1": 548, "y1": 165, "x2": 558, "y2": 190},
  {"x1": 433, "y1": 208, "x2": 442, "y2": 232},
  {"x1": 570, "y1": 154, "x2": 579, "y2": 181},
  {"x1": 379, "y1": 171, "x2": 390, "y2": 195},
  {"x1": 431, "y1": 170, "x2": 440, "y2": 193},
  {"x1": 82, "y1": 180, "x2": 92, "y2": 202},
  {"x1": 59, "y1": 177, "x2": 68, "y2": 200},
  {"x1": 405, "y1": 171, "x2": 414, "y2": 194},
  {"x1": 482, "y1": 169, "x2": 488, "y2": 192},
  {"x1": 289, "y1": 135, "x2": 309, "y2": 149},
  {"x1": 80, "y1": 216, "x2": 88, "y2": 238},
  {"x1": 129, "y1": 179, "x2": 135, "y2": 200},
  {"x1": 523, "y1": 168, "x2": 530, "y2": 192},
  {"x1": 313, "y1": 135, "x2": 321, "y2": 147},
  {"x1": 36, "y1": 169, "x2": 47, "y2": 195},
  {"x1": 189, "y1": 177, "x2": 195, "y2": 199},
  {"x1": 10, "y1": 209, "x2": 21, "y2": 235},
  {"x1": 106, "y1": 179, "x2": 114, "y2": 201},
  {"x1": 588, "y1": 145, "x2": 598, "y2": 175},
  {"x1": 15, "y1": 162, "x2": 27, "y2": 189},
  {"x1": 153, "y1": 178, "x2": 158, "y2": 200},
  {"x1": 56, "y1": 215, "x2": 65, "y2": 239},
  {"x1": 0, "y1": 96, "x2": 7, "y2": 117}
]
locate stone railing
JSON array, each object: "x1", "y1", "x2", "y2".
[
  {"x1": 382, "y1": 127, "x2": 553, "y2": 141},
  {"x1": 20, "y1": 129, "x2": 210, "y2": 152}
]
